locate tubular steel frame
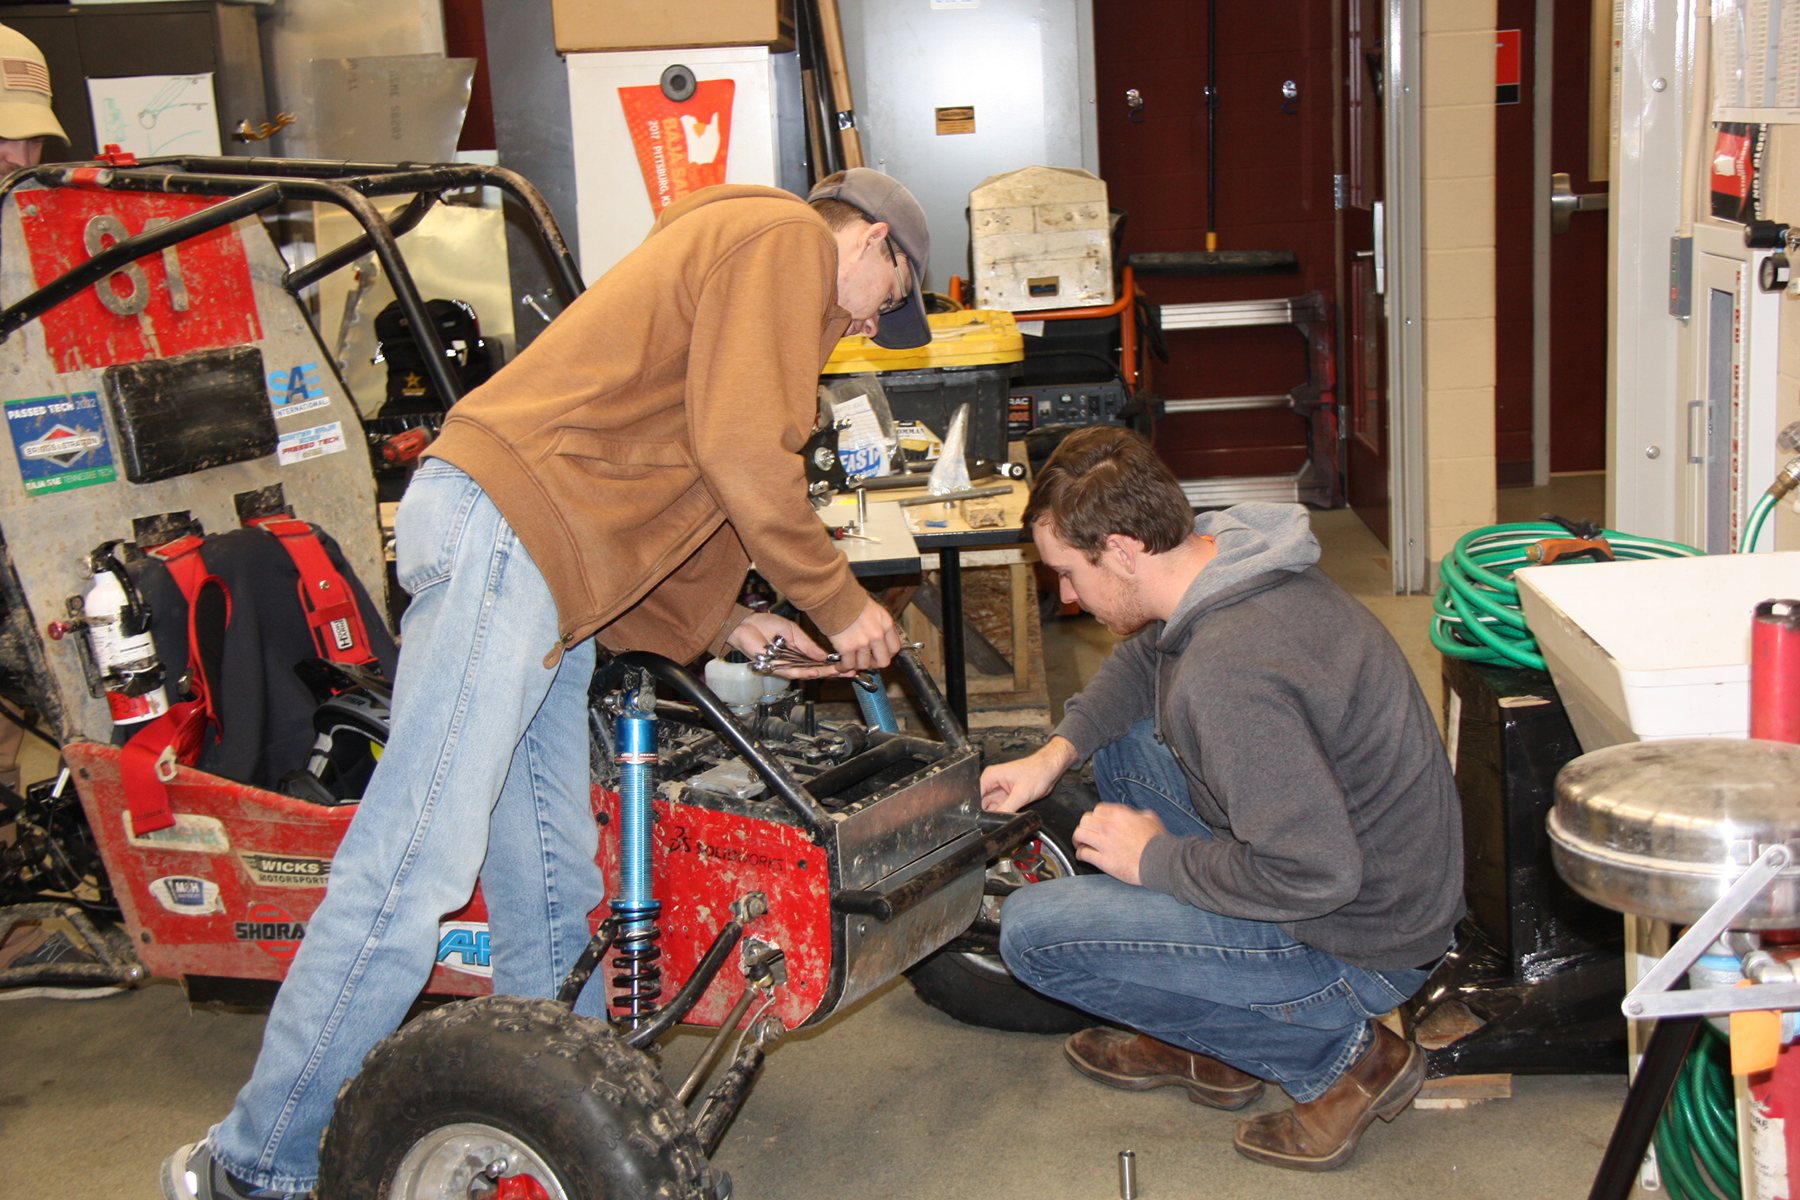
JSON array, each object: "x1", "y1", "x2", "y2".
[{"x1": 0, "y1": 156, "x2": 584, "y2": 408}]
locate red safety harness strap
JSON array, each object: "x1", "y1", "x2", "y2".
[
  {"x1": 121, "y1": 536, "x2": 228, "y2": 837},
  {"x1": 245, "y1": 517, "x2": 376, "y2": 666}
]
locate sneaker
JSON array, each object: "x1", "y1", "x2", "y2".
[{"x1": 160, "y1": 1141, "x2": 307, "y2": 1200}]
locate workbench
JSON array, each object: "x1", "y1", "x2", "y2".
[{"x1": 821, "y1": 481, "x2": 1030, "y2": 727}]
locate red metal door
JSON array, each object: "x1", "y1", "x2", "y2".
[
  {"x1": 1494, "y1": 0, "x2": 1608, "y2": 486},
  {"x1": 1546, "y1": 0, "x2": 1608, "y2": 473},
  {"x1": 1342, "y1": 0, "x2": 1390, "y2": 541},
  {"x1": 1095, "y1": 0, "x2": 1341, "y2": 488}
]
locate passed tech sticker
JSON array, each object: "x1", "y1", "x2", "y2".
[
  {"x1": 148, "y1": 874, "x2": 223, "y2": 915},
  {"x1": 276, "y1": 420, "x2": 346, "y2": 465},
  {"x1": 123, "y1": 811, "x2": 229, "y2": 854},
  {"x1": 5, "y1": 391, "x2": 117, "y2": 497},
  {"x1": 437, "y1": 919, "x2": 492, "y2": 978}
]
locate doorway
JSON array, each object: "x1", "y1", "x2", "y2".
[{"x1": 1495, "y1": 0, "x2": 1609, "y2": 519}]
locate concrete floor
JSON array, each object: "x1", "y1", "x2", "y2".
[{"x1": 0, "y1": 485, "x2": 1632, "y2": 1200}]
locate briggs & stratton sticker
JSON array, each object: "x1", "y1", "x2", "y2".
[
  {"x1": 276, "y1": 420, "x2": 346, "y2": 466},
  {"x1": 148, "y1": 874, "x2": 223, "y2": 915},
  {"x1": 238, "y1": 851, "x2": 331, "y2": 888},
  {"x1": 4, "y1": 392, "x2": 117, "y2": 497},
  {"x1": 436, "y1": 919, "x2": 492, "y2": 978},
  {"x1": 17, "y1": 190, "x2": 262, "y2": 375},
  {"x1": 123, "y1": 811, "x2": 229, "y2": 853},
  {"x1": 269, "y1": 362, "x2": 329, "y2": 419},
  {"x1": 235, "y1": 902, "x2": 306, "y2": 959}
]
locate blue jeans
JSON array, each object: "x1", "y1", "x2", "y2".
[
  {"x1": 1000, "y1": 721, "x2": 1428, "y2": 1104},
  {"x1": 211, "y1": 461, "x2": 605, "y2": 1192}
]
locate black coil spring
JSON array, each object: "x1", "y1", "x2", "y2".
[{"x1": 608, "y1": 902, "x2": 663, "y2": 1025}]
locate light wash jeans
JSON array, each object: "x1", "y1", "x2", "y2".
[
  {"x1": 1000, "y1": 720, "x2": 1429, "y2": 1104},
  {"x1": 211, "y1": 460, "x2": 605, "y2": 1192}
]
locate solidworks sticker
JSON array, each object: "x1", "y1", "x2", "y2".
[
  {"x1": 437, "y1": 920, "x2": 492, "y2": 978},
  {"x1": 148, "y1": 875, "x2": 222, "y2": 915},
  {"x1": 238, "y1": 851, "x2": 331, "y2": 888},
  {"x1": 123, "y1": 811, "x2": 229, "y2": 854},
  {"x1": 276, "y1": 420, "x2": 345, "y2": 465},
  {"x1": 234, "y1": 902, "x2": 306, "y2": 959}
]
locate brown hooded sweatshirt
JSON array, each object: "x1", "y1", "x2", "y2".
[{"x1": 424, "y1": 185, "x2": 866, "y2": 666}]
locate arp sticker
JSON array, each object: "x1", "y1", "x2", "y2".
[
  {"x1": 5, "y1": 391, "x2": 117, "y2": 497},
  {"x1": 123, "y1": 811, "x2": 229, "y2": 854},
  {"x1": 148, "y1": 875, "x2": 223, "y2": 915},
  {"x1": 269, "y1": 362, "x2": 330, "y2": 420},
  {"x1": 436, "y1": 920, "x2": 492, "y2": 978},
  {"x1": 238, "y1": 851, "x2": 331, "y2": 888},
  {"x1": 276, "y1": 420, "x2": 345, "y2": 466},
  {"x1": 234, "y1": 902, "x2": 306, "y2": 959}
]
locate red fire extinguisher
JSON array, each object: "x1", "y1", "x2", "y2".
[{"x1": 47, "y1": 542, "x2": 167, "y2": 728}]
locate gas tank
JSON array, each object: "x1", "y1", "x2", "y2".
[{"x1": 1548, "y1": 737, "x2": 1800, "y2": 926}]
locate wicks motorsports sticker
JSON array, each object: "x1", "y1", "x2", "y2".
[{"x1": 5, "y1": 392, "x2": 117, "y2": 496}]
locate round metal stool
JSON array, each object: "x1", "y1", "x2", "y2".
[{"x1": 1549, "y1": 738, "x2": 1800, "y2": 1200}]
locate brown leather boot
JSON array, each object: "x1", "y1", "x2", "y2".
[
  {"x1": 1063, "y1": 1027, "x2": 1265, "y2": 1110},
  {"x1": 1232, "y1": 1022, "x2": 1424, "y2": 1171}
]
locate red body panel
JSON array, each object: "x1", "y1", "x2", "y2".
[
  {"x1": 18, "y1": 191, "x2": 263, "y2": 376},
  {"x1": 70, "y1": 741, "x2": 517, "y2": 996},
  {"x1": 68, "y1": 743, "x2": 820, "y2": 1027},
  {"x1": 597, "y1": 791, "x2": 832, "y2": 1029}
]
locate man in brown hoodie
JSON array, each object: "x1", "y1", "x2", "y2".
[{"x1": 163, "y1": 170, "x2": 928, "y2": 1200}]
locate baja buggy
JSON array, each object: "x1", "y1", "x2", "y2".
[{"x1": 0, "y1": 155, "x2": 1099, "y2": 1196}]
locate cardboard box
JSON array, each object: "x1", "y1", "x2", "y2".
[{"x1": 553, "y1": 0, "x2": 794, "y2": 53}]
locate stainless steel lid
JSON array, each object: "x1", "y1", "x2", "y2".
[{"x1": 1549, "y1": 738, "x2": 1800, "y2": 927}]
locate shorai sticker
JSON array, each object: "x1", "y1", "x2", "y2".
[
  {"x1": 149, "y1": 875, "x2": 223, "y2": 915},
  {"x1": 234, "y1": 902, "x2": 306, "y2": 959},
  {"x1": 276, "y1": 420, "x2": 345, "y2": 465},
  {"x1": 123, "y1": 811, "x2": 229, "y2": 853},
  {"x1": 5, "y1": 392, "x2": 116, "y2": 496},
  {"x1": 437, "y1": 920, "x2": 492, "y2": 978},
  {"x1": 238, "y1": 851, "x2": 331, "y2": 888}
]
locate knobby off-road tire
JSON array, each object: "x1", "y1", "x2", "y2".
[
  {"x1": 906, "y1": 727, "x2": 1102, "y2": 1035},
  {"x1": 317, "y1": 995, "x2": 716, "y2": 1200}
]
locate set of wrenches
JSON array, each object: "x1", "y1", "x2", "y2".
[{"x1": 749, "y1": 635, "x2": 925, "y2": 682}]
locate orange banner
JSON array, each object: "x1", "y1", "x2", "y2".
[{"x1": 619, "y1": 79, "x2": 736, "y2": 213}]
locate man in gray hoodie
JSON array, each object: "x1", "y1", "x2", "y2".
[{"x1": 983, "y1": 426, "x2": 1461, "y2": 1172}]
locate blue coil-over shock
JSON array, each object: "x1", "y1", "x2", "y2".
[
  {"x1": 853, "y1": 670, "x2": 899, "y2": 733},
  {"x1": 611, "y1": 672, "x2": 662, "y2": 1028}
]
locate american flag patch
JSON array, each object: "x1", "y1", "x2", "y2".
[{"x1": 1, "y1": 58, "x2": 50, "y2": 96}]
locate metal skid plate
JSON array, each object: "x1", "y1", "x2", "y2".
[{"x1": 0, "y1": 183, "x2": 385, "y2": 740}]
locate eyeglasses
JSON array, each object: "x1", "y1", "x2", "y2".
[{"x1": 878, "y1": 239, "x2": 910, "y2": 317}]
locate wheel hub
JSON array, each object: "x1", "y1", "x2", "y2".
[{"x1": 390, "y1": 1122, "x2": 569, "y2": 1200}]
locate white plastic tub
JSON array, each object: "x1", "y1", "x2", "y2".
[{"x1": 1514, "y1": 552, "x2": 1800, "y2": 752}]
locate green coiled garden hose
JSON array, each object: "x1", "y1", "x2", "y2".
[
  {"x1": 1654, "y1": 1023, "x2": 1740, "y2": 1200},
  {"x1": 1430, "y1": 522, "x2": 1704, "y2": 671}
]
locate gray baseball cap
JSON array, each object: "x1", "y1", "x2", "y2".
[{"x1": 809, "y1": 168, "x2": 931, "y2": 350}]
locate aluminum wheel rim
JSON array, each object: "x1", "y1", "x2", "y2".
[
  {"x1": 390, "y1": 1121, "x2": 571, "y2": 1200},
  {"x1": 956, "y1": 833, "x2": 1079, "y2": 984}
]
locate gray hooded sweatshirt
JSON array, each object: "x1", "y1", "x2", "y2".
[{"x1": 1054, "y1": 503, "x2": 1463, "y2": 972}]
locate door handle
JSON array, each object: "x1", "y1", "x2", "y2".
[{"x1": 1551, "y1": 172, "x2": 1609, "y2": 235}]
